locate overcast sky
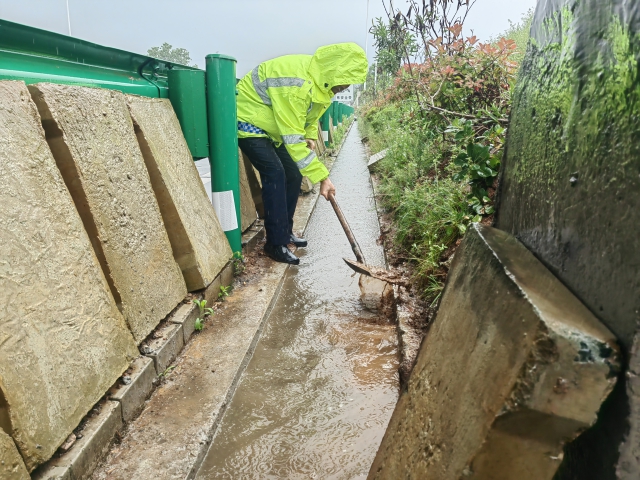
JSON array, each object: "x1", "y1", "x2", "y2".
[{"x1": 0, "y1": 0, "x2": 536, "y2": 76}]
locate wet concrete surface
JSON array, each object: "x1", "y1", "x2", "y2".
[{"x1": 197, "y1": 123, "x2": 399, "y2": 479}]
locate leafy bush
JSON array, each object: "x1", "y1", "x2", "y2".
[{"x1": 360, "y1": 1, "x2": 522, "y2": 299}]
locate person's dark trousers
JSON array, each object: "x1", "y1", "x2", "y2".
[{"x1": 238, "y1": 137, "x2": 303, "y2": 246}]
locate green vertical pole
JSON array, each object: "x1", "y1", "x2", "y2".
[
  {"x1": 331, "y1": 102, "x2": 337, "y2": 127},
  {"x1": 205, "y1": 54, "x2": 242, "y2": 253},
  {"x1": 320, "y1": 110, "x2": 330, "y2": 147}
]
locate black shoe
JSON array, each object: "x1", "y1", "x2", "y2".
[
  {"x1": 264, "y1": 243, "x2": 300, "y2": 265},
  {"x1": 289, "y1": 234, "x2": 308, "y2": 248}
]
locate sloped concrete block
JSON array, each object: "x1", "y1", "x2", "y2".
[
  {"x1": 237, "y1": 147, "x2": 257, "y2": 232},
  {"x1": 369, "y1": 224, "x2": 620, "y2": 480},
  {"x1": 29, "y1": 84, "x2": 187, "y2": 344},
  {"x1": 127, "y1": 96, "x2": 232, "y2": 290},
  {"x1": 368, "y1": 148, "x2": 388, "y2": 170},
  {"x1": 0, "y1": 81, "x2": 137, "y2": 471},
  {"x1": 0, "y1": 429, "x2": 29, "y2": 479}
]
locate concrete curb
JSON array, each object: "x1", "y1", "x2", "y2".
[
  {"x1": 33, "y1": 401, "x2": 122, "y2": 480},
  {"x1": 34, "y1": 127, "x2": 353, "y2": 480}
]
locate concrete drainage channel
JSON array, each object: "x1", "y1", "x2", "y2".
[{"x1": 32, "y1": 123, "x2": 354, "y2": 480}]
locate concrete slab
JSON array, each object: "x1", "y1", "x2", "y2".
[
  {"x1": 0, "y1": 429, "x2": 29, "y2": 479},
  {"x1": 108, "y1": 357, "x2": 156, "y2": 423},
  {"x1": 127, "y1": 96, "x2": 232, "y2": 290},
  {"x1": 0, "y1": 81, "x2": 137, "y2": 471},
  {"x1": 237, "y1": 148, "x2": 257, "y2": 232},
  {"x1": 369, "y1": 224, "x2": 620, "y2": 480},
  {"x1": 367, "y1": 148, "x2": 388, "y2": 170},
  {"x1": 34, "y1": 401, "x2": 122, "y2": 480},
  {"x1": 144, "y1": 323, "x2": 185, "y2": 375},
  {"x1": 168, "y1": 303, "x2": 200, "y2": 344},
  {"x1": 29, "y1": 83, "x2": 187, "y2": 344}
]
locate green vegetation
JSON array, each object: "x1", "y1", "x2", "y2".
[
  {"x1": 194, "y1": 317, "x2": 205, "y2": 332},
  {"x1": 496, "y1": 8, "x2": 534, "y2": 64},
  {"x1": 360, "y1": 1, "x2": 526, "y2": 300},
  {"x1": 193, "y1": 299, "x2": 214, "y2": 318},
  {"x1": 218, "y1": 285, "x2": 231, "y2": 302},
  {"x1": 192, "y1": 299, "x2": 214, "y2": 332},
  {"x1": 159, "y1": 365, "x2": 176, "y2": 377},
  {"x1": 147, "y1": 43, "x2": 197, "y2": 67},
  {"x1": 232, "y1": 251, "x2": 245, "y2": 276}
]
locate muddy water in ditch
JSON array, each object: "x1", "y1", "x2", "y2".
[{"x1": 197, "y1": 123, "x2": 398, "y2": 480}]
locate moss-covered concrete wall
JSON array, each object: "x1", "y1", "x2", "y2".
[{"x1": 496, "y1": 0, "x2": 640, "y2": 477}]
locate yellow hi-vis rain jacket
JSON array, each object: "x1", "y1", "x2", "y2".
[{"x1": 237, "y1": 43, "x2": 368, "y2": 184}]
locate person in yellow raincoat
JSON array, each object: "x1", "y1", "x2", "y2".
[{"x1": 237, "y1": 42, "x2": 368, "y2": 265}]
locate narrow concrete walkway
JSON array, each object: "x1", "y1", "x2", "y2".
[{"x1": 196, "y1": 123, "x2": 398, "y2": 479}]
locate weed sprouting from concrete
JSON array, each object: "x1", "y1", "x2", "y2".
[
  {"x1": 194, "y1": 317, "x2": 204, "y2": 332},
  {"x1": 232, "y1": 251, "x2": 245, "y2": 276},
  {"x1": 193, "y1": 299, "x2": 214, "y2": 318},
  {"x1": 218, "y1": 285, "x2": 231, "y2": 302}
]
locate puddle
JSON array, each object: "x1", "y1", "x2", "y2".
[{"x1": 197, "y1": 123, "x2": 399, "y2": 479}]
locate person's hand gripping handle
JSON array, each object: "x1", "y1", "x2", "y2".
[{"x1": 320, "y1": 178, "x2": 336, "y2": 201}]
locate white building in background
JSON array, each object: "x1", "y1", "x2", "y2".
[{"x1": 331, "y1": 85, "x2": 354, "y2": 105}]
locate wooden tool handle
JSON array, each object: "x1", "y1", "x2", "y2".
[{"x1": 329, "y1": 193, "x2": 366, "y2": 265}]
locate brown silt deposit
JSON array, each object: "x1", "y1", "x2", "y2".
[
  {"x1": 0, "y1": 81, "x2": 137, "y2": 471},
  {"x1": 29, "y1": 83, "x2": 187, "y2": 343},
  {"x1": 126, "y1": 95, "x2": 232, "y2": 291}
]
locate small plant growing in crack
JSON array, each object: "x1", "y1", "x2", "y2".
[
  {"x1": 193, "y1": 299, "x2": 214, "y2": 317},
  {"x1": 232, "y1": 251, "x2": 245, "y2": 276},
  {"x1": 193, "y1": 299, "x2": 214, "y2": 332},
  {"x1": 218, "y1": 285, "x2": 231, "y2": 302},
  {"x1": 159, "y1": 365, "x2": 176, "y2": 378}
]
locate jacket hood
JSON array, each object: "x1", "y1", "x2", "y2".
[{"x1": 308, "y1": 43, "x2": 368, "y2": 95}]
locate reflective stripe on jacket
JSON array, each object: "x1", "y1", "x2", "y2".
[{"x1": 237, "y1": 43, "x2": 368, "y2": 184}]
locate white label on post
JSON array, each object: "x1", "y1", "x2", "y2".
[
  {"x1": 211, "y1": 190, "x2": 238, "y2": 232},
  {"x1": 322, "y1": 131, "x2": 329, "y2": 142}
]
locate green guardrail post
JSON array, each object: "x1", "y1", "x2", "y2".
[
  {"x1": 205, "y1": 54, "x2": 242, "y2": 252},
  {"x1": 320, "y1": 110, "x2": 331, "y2": 147},
  {"x1": 168, "y1": 69, "x2": 209, "y2": 159}
]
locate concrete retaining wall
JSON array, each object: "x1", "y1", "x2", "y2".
[
  {"x1": 0, "y1": 81, "x2": 138, "y2": 472},
  {"x1": 29, "y1": 83, "x2": 188, "y2": 344},
  {"x1": 127, "y1": 95, "x2": 232, "y2": 291},
  {"x1": 495, "y1": 0, "x2": 640, "y2": 477},
  {"x1": 0, "y1": 80, "x2": 234, "y2": 473}
]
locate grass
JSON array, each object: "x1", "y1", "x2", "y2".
[{"x1": 360, "y1": 104, "x2": 470, "y2": 300}]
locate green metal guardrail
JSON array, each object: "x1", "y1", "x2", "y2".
[
  {"x1": 320, "y1": 101, "x2": 355, "y2": 146},
  {"x1": 0, "y1": 19, "x2": 199, "y2": 98}
]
